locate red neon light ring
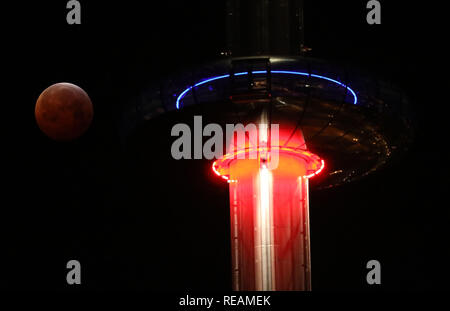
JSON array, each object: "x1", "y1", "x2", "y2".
[
  {"x1": 212, "y1": 146, "x2": 325, "y2": 181},
  {"x1": 303, "y1": 159, "x2": 325, "y2": 179}
]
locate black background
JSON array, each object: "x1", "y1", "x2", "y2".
[{"x1": 1, "y1": 0, "x2": 449, "y2": 292}]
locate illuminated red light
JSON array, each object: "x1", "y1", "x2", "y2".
[
  {"x1": 212, "y1": 127, "x2": 324, "y2": 291},
  {"x1": 303, "y1": 159, "x2": 325, "y2": 179},
  {"x1": 212, "y1": 146, "x2": 325, "y2": 181}
]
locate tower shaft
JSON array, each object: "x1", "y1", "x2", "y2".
[{"x1": 228, "y1": 152, "x2": 312, "y2": 290}]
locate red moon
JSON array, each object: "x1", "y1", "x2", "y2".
[{"x1": 35, "y1": 82, "x2": 93, "y2": 141}]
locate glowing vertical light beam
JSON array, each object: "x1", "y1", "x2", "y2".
[{"x1": 257, "y1": 164, "x2": 274, "y2": 290}]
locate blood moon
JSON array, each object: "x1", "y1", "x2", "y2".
[{"x1": 35, "y1": 82, "x2": 93, "y2": 141}]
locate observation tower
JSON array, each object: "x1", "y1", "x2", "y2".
[{"x1": 121, "y1": 0, "x2": 413, "y2": 291}]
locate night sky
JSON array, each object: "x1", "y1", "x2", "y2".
[{"x1": 2, "y1": 0, "x2": 449, "y2": 293}]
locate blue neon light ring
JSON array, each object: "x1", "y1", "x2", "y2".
[{"x1": 176, "y1": 70, "x2": 358, "y2": 109}]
